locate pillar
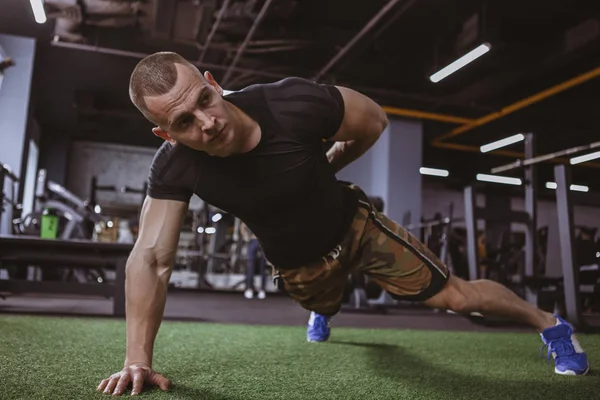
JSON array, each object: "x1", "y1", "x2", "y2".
[
  {"x1": 336, "y1": 117, "x2": 423, "y2": 226},
  {"x1": 0, "y1": 34, "x2": 36, "y2": 234}
]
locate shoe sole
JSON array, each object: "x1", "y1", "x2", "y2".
[
  {"x1": 555, "y1": 365, "x2": 590, "y2": 376},
  {"x1": 306, "y1": 338, "x2": 329, "y2": 343}
]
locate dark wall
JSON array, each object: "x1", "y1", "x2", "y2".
[{"x1": 32, "y1": 43, "x2": 161, "y2": 185}]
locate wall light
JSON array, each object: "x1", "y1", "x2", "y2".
[
  {"x1": 476, "y1": 173, "x2": 522, "y2": 186},
  {"x1": 419, "y1": 167, "x2": 449, "y2": 177},
  {"x1": 480, "y1": 133, "x2": 525, "y2": 153}
]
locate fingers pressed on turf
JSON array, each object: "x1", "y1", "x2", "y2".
[
  {"x1": 103, "y1": 377, "x2": 120, "y2": 395},
  {"x1": 97, "y1": 378, "x2": 109, "y2": 392},
  {"x1": 158, "y1": 375, "x2": 172, "y2": 391},
  {"x1": 113, "y1": 373, "x2": 131, "y2": 396},
  {"x1": 131, "y1": 370, "x2": 144, "y2": 395}
]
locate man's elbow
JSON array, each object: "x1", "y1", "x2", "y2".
[
  {"x1": 370, "y1": 108, "x2": 388, "y2": 139},
  {"x1": 379, "y1": 110, "x2": 389, "y2": 134}
]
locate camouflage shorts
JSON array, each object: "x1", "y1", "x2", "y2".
[{"x1": 275, "y1": 183, "x2": 450, "y2": 316}]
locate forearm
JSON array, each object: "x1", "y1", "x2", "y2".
[
  {"x1": 124, "y1": 250, "x2": 172, "y2": 368},
  {"x1": 326, "y1": 136, "x2": 379, "y2": 174}
]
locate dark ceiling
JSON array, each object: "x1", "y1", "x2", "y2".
[{"x1": 1, "y1": 0, "x2": 600, "y2": 198}]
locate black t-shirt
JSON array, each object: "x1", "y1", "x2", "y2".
[{"x1": 147, "y1": 77, "x2": 359, "y2": 268}]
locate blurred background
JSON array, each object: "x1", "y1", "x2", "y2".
[{"x1": 0, "y1": 0, "x2": 599, "y2": 316}]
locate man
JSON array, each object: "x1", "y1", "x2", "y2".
[
  {"x1": 240, "y1": 221, "x2": 268, "y2": 300},
  {"x1": 97, "y1": 51, "x2": 589, "y2": 397}
]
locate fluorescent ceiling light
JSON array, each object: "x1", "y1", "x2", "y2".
[
  {"x1": 419, "y1": 167, "x2": 449, "y2": 177},
  {"x1": 546, "y1": 182, "x2": 589, "y2": 192},
  {"x1": 570, "y1": 151, "x2": 600, "y2": 165},
  {"x1": 29, "y1": 0, "x2": 47, "y2": 24},
  {"x1": 430, "y1": 43, "x2": 491, "y2": 83},
  {"x1": 570, "y1": 184, "x2": 589, "y2": 192},
  {"x1": 476, "y1": 173, "x2": 522, "y2": 186},
  {"x1": 480, "y1": 133, "x2": 525, "y2": 153}
]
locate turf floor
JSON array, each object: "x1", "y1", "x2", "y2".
[{"x1": 1, "y1": 315, "x2": 599, "y2": 400}]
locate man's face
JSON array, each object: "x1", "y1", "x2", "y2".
[{"x1": 144, "y1": 64, "x2": 237, "y2": 156}]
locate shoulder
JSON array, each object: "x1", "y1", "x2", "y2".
[
  {"x1": 149, "y1": 141, "x2": 177, "y2": 181},
  {"x1": 148, "y1": 142, "x2": 195, "y2": 201},
  {"x1": 263, "y1": 78, "x2": 345, "y2": 140},
  {"x1": 226, "y1": 77, "x2": 343, "y2": 107},
  {"x1": 264, "y1": 77, "x2": 342, "y2": 103}
]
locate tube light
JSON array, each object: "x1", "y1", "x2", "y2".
[
  {"x1": 476, "y1": 174, "x2": 522, "y2": 186},
  {"x1": 480, "y1": 133, "x2": 525, "y2": 153},
  {"x1": 419, "y1": 167, "x2": 449, "y2": 177},
  {"x1": 570, "y1": 184, "x2": 589, "y2": 192},
  {"x1": 546, "y1": 182, "x2": 589, "y2": 192},
  {"x1": 430, "y1": 43, "x2": 491, "y2": 83},
  {"x1": 570, "y1": 151, "x2": 600, "y2": 165},
  {"x1": 29, "y1": 0, "x2": 47, "y2": 24}
]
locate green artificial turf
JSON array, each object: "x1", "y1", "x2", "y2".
[{"x1": 0, "y1": 316, "x2": 599, "y2": 400}]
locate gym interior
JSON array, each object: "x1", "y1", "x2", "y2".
[{"x1": 1, "y1": 1, "x2": 600, "y2": 398}]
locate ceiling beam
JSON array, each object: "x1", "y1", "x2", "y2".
[
  {"x1": 198, "y1": 0, "x2": 232, "y2": 63},
  {"x1": 313, "y1": 0, "x2": 405, "y2": 81},
  {"x1": 220, "y1": 0, "x2": 275, "y2": 86}
]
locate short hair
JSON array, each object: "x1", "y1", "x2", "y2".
[{"x1": 129, "y1": 52, "x2": 201, "y2": 122}]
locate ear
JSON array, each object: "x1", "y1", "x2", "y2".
[
  {"x1": 152, "y1": 127, "x2": 176, "y2": 144},
  {"x1": 204, "y1": 71, "x2": 223, "y2": 96}
]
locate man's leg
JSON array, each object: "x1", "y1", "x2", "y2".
[
  {"x1": 355, "y1": 200, "x2": 589, "y2": 376},
  {"x1": 423, "y1": 275, "x2": 556, "y2": 332},
  {"x1": 276, "y1": 243, "x2": 352, "y2": 342},
  {"x1": 244, "y1": 239, "x2": 258, "y2": 299},
  {"x1": 257, "y1": 249, "x2": 267, "y2": 299}
]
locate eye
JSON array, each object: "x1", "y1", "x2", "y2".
[
  {"x1": 199, "y1": 92, "x2": 211, "y2": 106},
  {"x1": 178, "y1": 116, "x2": 193, "y2": 129}
]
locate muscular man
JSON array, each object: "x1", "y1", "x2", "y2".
[{"x1": 97, "y1": 51, "x2": 589, "y2": 397}]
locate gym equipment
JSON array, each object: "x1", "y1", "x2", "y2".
[
  {"x1": 405, "y1": 203, "x2": 459, "y2": 266},
  {"x1": 14, "y1": 169, "x2": 104, "y2": 239},
  {"x1": 484, "y1": 135, "x2": 600, "y2": 330},
  {"x1": 10, "y1": 169, "x2": 109, "y2": 285},
  {"x1": 0, "y1": 235, "x2": 131, "y2": 316},
  {"x1": 90, "y1": 176, "x2": 148, "y2": 212}
]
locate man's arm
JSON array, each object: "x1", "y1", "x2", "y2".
[
  {"x1": 124, "y1": 196, "x2": 188, "y2": 367},
  {"x1": 326, "y1": 86, "x2": 389, "y2": 174}
]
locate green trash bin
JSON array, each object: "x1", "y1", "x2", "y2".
[{"x1": 40, "y1": 208, "x2": 59, "y2": 239}]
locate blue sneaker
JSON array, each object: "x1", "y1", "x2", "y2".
[
  {"x1": 307, "y1": 311, "x2": 331, "y2": 342},
  {"x1": 540, "y1": 316, "x2": 590, "y2": 375}
]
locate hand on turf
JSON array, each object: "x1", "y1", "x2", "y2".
[{"x1": 97, "y1": 363, "x2": 171, "y2": 396}]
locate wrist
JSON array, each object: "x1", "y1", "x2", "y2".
[{"x1": 124, "y1": 359, "x2": 152, "y2": 369}]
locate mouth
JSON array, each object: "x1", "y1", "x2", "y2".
[{"x1": 208, "y1": 126, "x2": 226, "y2": 144}]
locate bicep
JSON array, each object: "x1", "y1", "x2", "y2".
[
  {"x1": 328, "y1": 86, "x2": 388, "y2": 143},
  {"x1": 134, "y1": 196, "x2": 188, "y2": 265}
]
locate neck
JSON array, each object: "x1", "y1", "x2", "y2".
[{"x1": 232, "y1": 103, "x2": 261, "y2": 154}]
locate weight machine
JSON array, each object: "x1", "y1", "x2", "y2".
[
  {"x1": 13, "y1": 169, "x2": 104, "y2": 239},
  {"x1": 11, "y1": 169, "x2": 107, "y2": 284},
  {"x1": 90, "y1": 176, "x2": 148, "y2": 212}
]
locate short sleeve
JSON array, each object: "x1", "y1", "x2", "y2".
[
  {"x1": 147, "y1": 143, "x2": 194, "y2": 203},
  {"x1": 266, "y1": 77, "x2": 345, "y2": 143}
]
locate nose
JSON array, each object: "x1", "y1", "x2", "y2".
[{"x1": 194, "y1": 110, "x2": 216, "y2": 132}]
